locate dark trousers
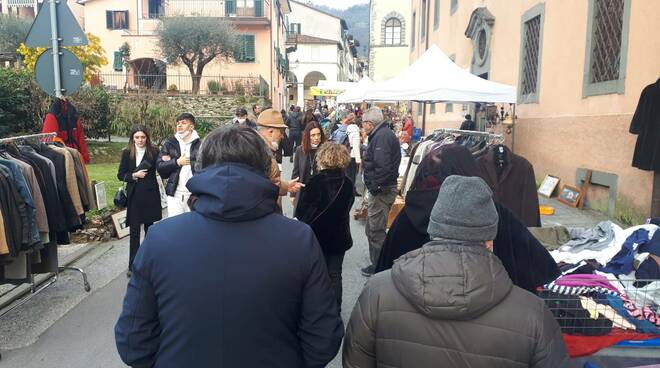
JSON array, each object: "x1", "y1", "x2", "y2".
[
  {"x1": 346, "y1": 158, "x2": 359, "y2": 194},
  {"x1": 129, "y1": 220, "x2": 152, "y2": 270},
  {"x1": 323, "y1": 252, "x2": 345, "y2": 313}
]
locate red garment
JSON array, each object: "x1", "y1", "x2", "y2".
[
  {"x1": 42, "y1": 112, "x2": 90, "y2": 163},
  {"x1": 403, "y1": 118, "x2": 413, "y2": 139},
  {"x1": 563, "y1": 331, "x2": 660, "y2": 357}
]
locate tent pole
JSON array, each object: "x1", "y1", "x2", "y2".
[{"x1": 422, "y1": 102, "x2": 427, "y2": 135}]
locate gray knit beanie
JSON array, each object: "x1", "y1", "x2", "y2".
[
  {"x1": 362, "y1": 107, "x2": 384, "y2": 124},
  {"x1": 427, "y1": 175, "x2": 498, "y2": 242}
]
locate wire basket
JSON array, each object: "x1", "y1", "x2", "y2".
[{"x1": 539, "y1": 278, "x2": 660, "y2": 336}]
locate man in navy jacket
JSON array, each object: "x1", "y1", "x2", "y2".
[{"x1": 115, "y1": 126, "x2": 344, "y2": 368}]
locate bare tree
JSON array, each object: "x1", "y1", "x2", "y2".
[{"x1": 157, "y1": 16, "x2": 240, "y2": 94}]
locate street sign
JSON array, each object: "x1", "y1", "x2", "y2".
[
  {"x1": 35, "y1": 48, "x2": 83, "y2": 97},
  {"x1": 25, "y1": 0, "x2": 87, "y2": 47}
]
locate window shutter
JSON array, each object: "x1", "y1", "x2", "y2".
[
  {"x1": 246, "y1": 35, "x2": 256, "y2": 61},
  {"x1": 122, "y1": 10, "x2": 129, "y2": 29},
  {"x1": 106, "y1": 10, "x2": 113, "y2": 29},
  {"x1": 113, "y1": 51, "x2": 123, "y2": 71},
  {"x1": 225, "y1": 0, "x2": 236, "y2": 15},
  {"x1": 254, "y1": 0, "x2": 263, "y2": 17}
]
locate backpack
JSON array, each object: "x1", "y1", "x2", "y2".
[{"x1": 330, "y1": 124, "x2": 351, "y2": 149}]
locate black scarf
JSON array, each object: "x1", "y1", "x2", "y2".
[{"x1": 49, "y1": 98, "x2": 79, "y2": 148}]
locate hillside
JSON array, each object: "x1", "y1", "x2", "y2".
[{"x1": 312, "y1": 3, "x2": 370, "y2": 57}]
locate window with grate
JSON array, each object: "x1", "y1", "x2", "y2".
[
  {"x1": 237, "y1": 34, "x2": 256, "y2": 62},
  {"x1": 521, "y1": 15, "x2": 541, "y2": 96},
  {"x1": 430, "y1": 103, "x2": 436, "y2": 114},
  {"x1": 384, "y1": 18, "x2": 402, "y2": 45},
  {"x1": 450, "y1": 0, "x2": 457, "y2": 15},
  {"x1": 445, "y1": 103, "x2": 453, "y2": 113},
  {"x1": 433, "y1": 0, "x2": 440, "y2": 30},
  {"x1": 583, "y1": 0, "x2": 630, "y2": 96},
  {"x1": 106, "y1": 10, "x2": 129, "y2": 30},
  {"x1": 590, "y1": 0, "x2": 624, "y2": 84}
]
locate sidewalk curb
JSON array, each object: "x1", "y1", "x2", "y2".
[{"x1": 0, "y1": 241, "x2": 111, "y2": 312}]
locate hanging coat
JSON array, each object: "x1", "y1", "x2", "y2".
[
  {"x1": 630, "y1": 79, "x2": 660, "y2": 171},
  {"x1": 476, "y1": 145, "x2": 541, "y2": 227},
  {"x1": 42, "y1": 99, "x2": 90, "y2": 164}
]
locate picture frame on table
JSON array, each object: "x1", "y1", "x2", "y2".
[
  {"x1": 557, "y1": 185, "x2": 583, "y2": 208},
  {"x1": 111, "y1": 210, "x2": 130, "y2": 239},
  {"x1": 538, "y1": 175, "x2": 560, "y2": 198}
]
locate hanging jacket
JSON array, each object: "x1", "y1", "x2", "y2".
[
  {"x1": 156, "y1": 134, "x2": 201, "y2": 196},
  {"x1": 343, "y1": 243, "x2": 569, "y2": 368},
  {"x1": 42, "y1": 100, "x2": 90, "y2": 164},
  {"x1": 37, "y1": 144, "x2": 81, "y2": 231},
  {"x1": 0, "y1": 169, "x2": 28, "y2": 256},
  {"x1": 476, "y1": 145, "x2": 541, "y2": 227},
  {"x1": 376, "y1": 189, "x2": 560, "y2": 292},
  {"x1": 115, "y1": 163, "x2": 343, "y2": 368},
  {"x1": 630, "y1": 79, "x2": 660, "y2": 171}
]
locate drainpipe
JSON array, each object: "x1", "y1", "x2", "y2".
[{"x1": 269, "y1": 4, "x2": 274, "y2": 108}]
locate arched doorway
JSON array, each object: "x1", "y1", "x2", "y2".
[
  {"x1": 303, "y1": 71, "x2": 326, "y2": 107},
  {"x1": 127, "y1": 58, "x2": 167, "y2": 91}
]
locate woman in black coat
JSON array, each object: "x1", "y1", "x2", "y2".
[
  {"x1": 117, "y1": 124, "x2": 162, "y2": 276},
  {"x1": 291, "y1": 121, "x2": 325, "y2": 206},
  {"x1": 295, "y1": 142, "x2": 355, "y2": 311},
  {"x1": 375, "y1": 143, "x2": 560, "y2": 292}
]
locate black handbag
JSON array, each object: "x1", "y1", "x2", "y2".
[{"x1": 114, "y1": 184, "x2": 128, "y2": 208}]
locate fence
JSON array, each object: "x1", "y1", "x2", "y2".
[{"x1": 95, "y1": 72, "x2": 269, "y2": 97}]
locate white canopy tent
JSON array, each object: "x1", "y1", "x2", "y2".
[
  {"x1": 362, "y1": 44, "x2": 517, "y2": 104},
  {"x1": 336, "y1": 76, "x2": 374, "y2": 103}
]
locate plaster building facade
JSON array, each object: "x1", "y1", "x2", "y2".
[
  {"x1": 285, "y1": 0, "x2": 359, "y2": 108},
  {"x1": 409, "y1": 0, "x2": 660, "y2": 217},
  {"x1": 368, "y1": 0, "x2": 412, "y2": 82},
  {"x1": 79, "y1": 0, "x2": 292, "y2": 110}
]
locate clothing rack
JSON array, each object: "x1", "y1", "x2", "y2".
[
  {"x1": 0, "y1": 132, "x2": 57, "y2": 144},
  {"x1": 432, "y1": 128, "x2": 505, "y2": 145},
  {"x1": 0, "y1": 132, "x2": 90, "y2": 320}
]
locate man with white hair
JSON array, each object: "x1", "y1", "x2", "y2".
[{"x1": 360, "y1": 107, "x2": 401, "y2": 277}]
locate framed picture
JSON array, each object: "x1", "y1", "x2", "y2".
[
  {"x1": 111, "y1": 210, "x2": 130, "y2": 239},
  {"x1": 558, "y1": 185, "x2": 583, "y2": 208},
  {"x1": 537, "y1": 175, "x2": 560, "y2": 198},
  {"x1": 94, "y1": 181, "x2": 108, "y2": 210}
]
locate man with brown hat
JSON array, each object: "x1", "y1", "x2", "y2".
[{"x1": 257, "y1": 108, "x2": 304, "y2": 210}]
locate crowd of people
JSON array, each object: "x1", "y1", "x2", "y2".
[{"x1": 113, "y1": 104, "x2": 570, "y2": 367}]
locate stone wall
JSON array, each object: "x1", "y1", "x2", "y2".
[{"x1": 165, "y1": 95, "x2": 267, "y2": 122}]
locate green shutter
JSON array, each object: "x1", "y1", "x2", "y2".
[
  {"x1": 255, "y1": 0, "x2": 263, "y2": 17},
  {"x1": 246, "y1": 35, "x2": 255, "y2": 61},
  {"x1": 225, "y1": 0, "x2": 236, "y2": 15},
  {"x1": 106, "y1": 10, "x2": 113, "y2": 29},
  {"x1": 113, "y1": 51, "x2": 123, "y2": 71}
]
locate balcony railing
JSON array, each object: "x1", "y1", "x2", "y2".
[
  {"x1": 159, "y1": 0, "x2": 265, "y2": 18},
  {"x1": 6, "y1": 0, "x2": 35, "y2": 7}
]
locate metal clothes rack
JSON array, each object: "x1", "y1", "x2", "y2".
[
  {"x1": 0, "y1": 132, "x2": 90, "y2": 320},
  {"x1": 432, "y1": 128, "x2": 505, "y2": 145}
]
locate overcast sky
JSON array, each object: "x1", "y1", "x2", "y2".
[{"x1": 307, "y1": 0, "x2": 369, "y2": 10}]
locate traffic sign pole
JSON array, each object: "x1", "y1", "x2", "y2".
[{"x1": 48, "y1": 0, "x2": 62, "y2": 98}]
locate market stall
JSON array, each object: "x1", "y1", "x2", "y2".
[{"x1": 336, "y1": 77, "x2": 374, "y2": 104}]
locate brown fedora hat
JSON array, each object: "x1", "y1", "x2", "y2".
[{"x1": 256, "y1": 108, "x2": 288, "y2": 129}]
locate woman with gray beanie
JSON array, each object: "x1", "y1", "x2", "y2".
[{"x1": 343, "y1": 175, "x2": 568, "y2": 368}]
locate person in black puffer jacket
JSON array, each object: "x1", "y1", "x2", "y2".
[{"x1": 157, "y1": 112, "x2": 201, "y2": 217}]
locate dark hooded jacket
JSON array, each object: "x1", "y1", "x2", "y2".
[
  {"x1": 115, "y1": 163, "x2": 343, "y2": 368},
  {"x1": 376, "y1": 189, "x2": 560, "y2": 292},
  {"x1": 343, "y1": 243, "x2": 569, "y2": 368}
]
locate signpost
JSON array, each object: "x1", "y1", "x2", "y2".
[{"x1": 24, "y1": 0, "x2": 88, "y2": 97}]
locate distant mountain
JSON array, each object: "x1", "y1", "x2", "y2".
[{"x1": 310, "y1": 3, "x2": 370, "y2": 57}]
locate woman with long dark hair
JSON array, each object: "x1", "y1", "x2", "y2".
[
  {"x1": 375, "y1": 143, "x2": 560, "y2": 292},
  {"x1": 291, "y1": 121, "x2": 325, "y2": 205},
  {"x1": 295, "y1": 143, "x2": 355, "y2": 311},
  {"x1": 117, "y1": 124, "x2": 162, "y2": 277}
]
